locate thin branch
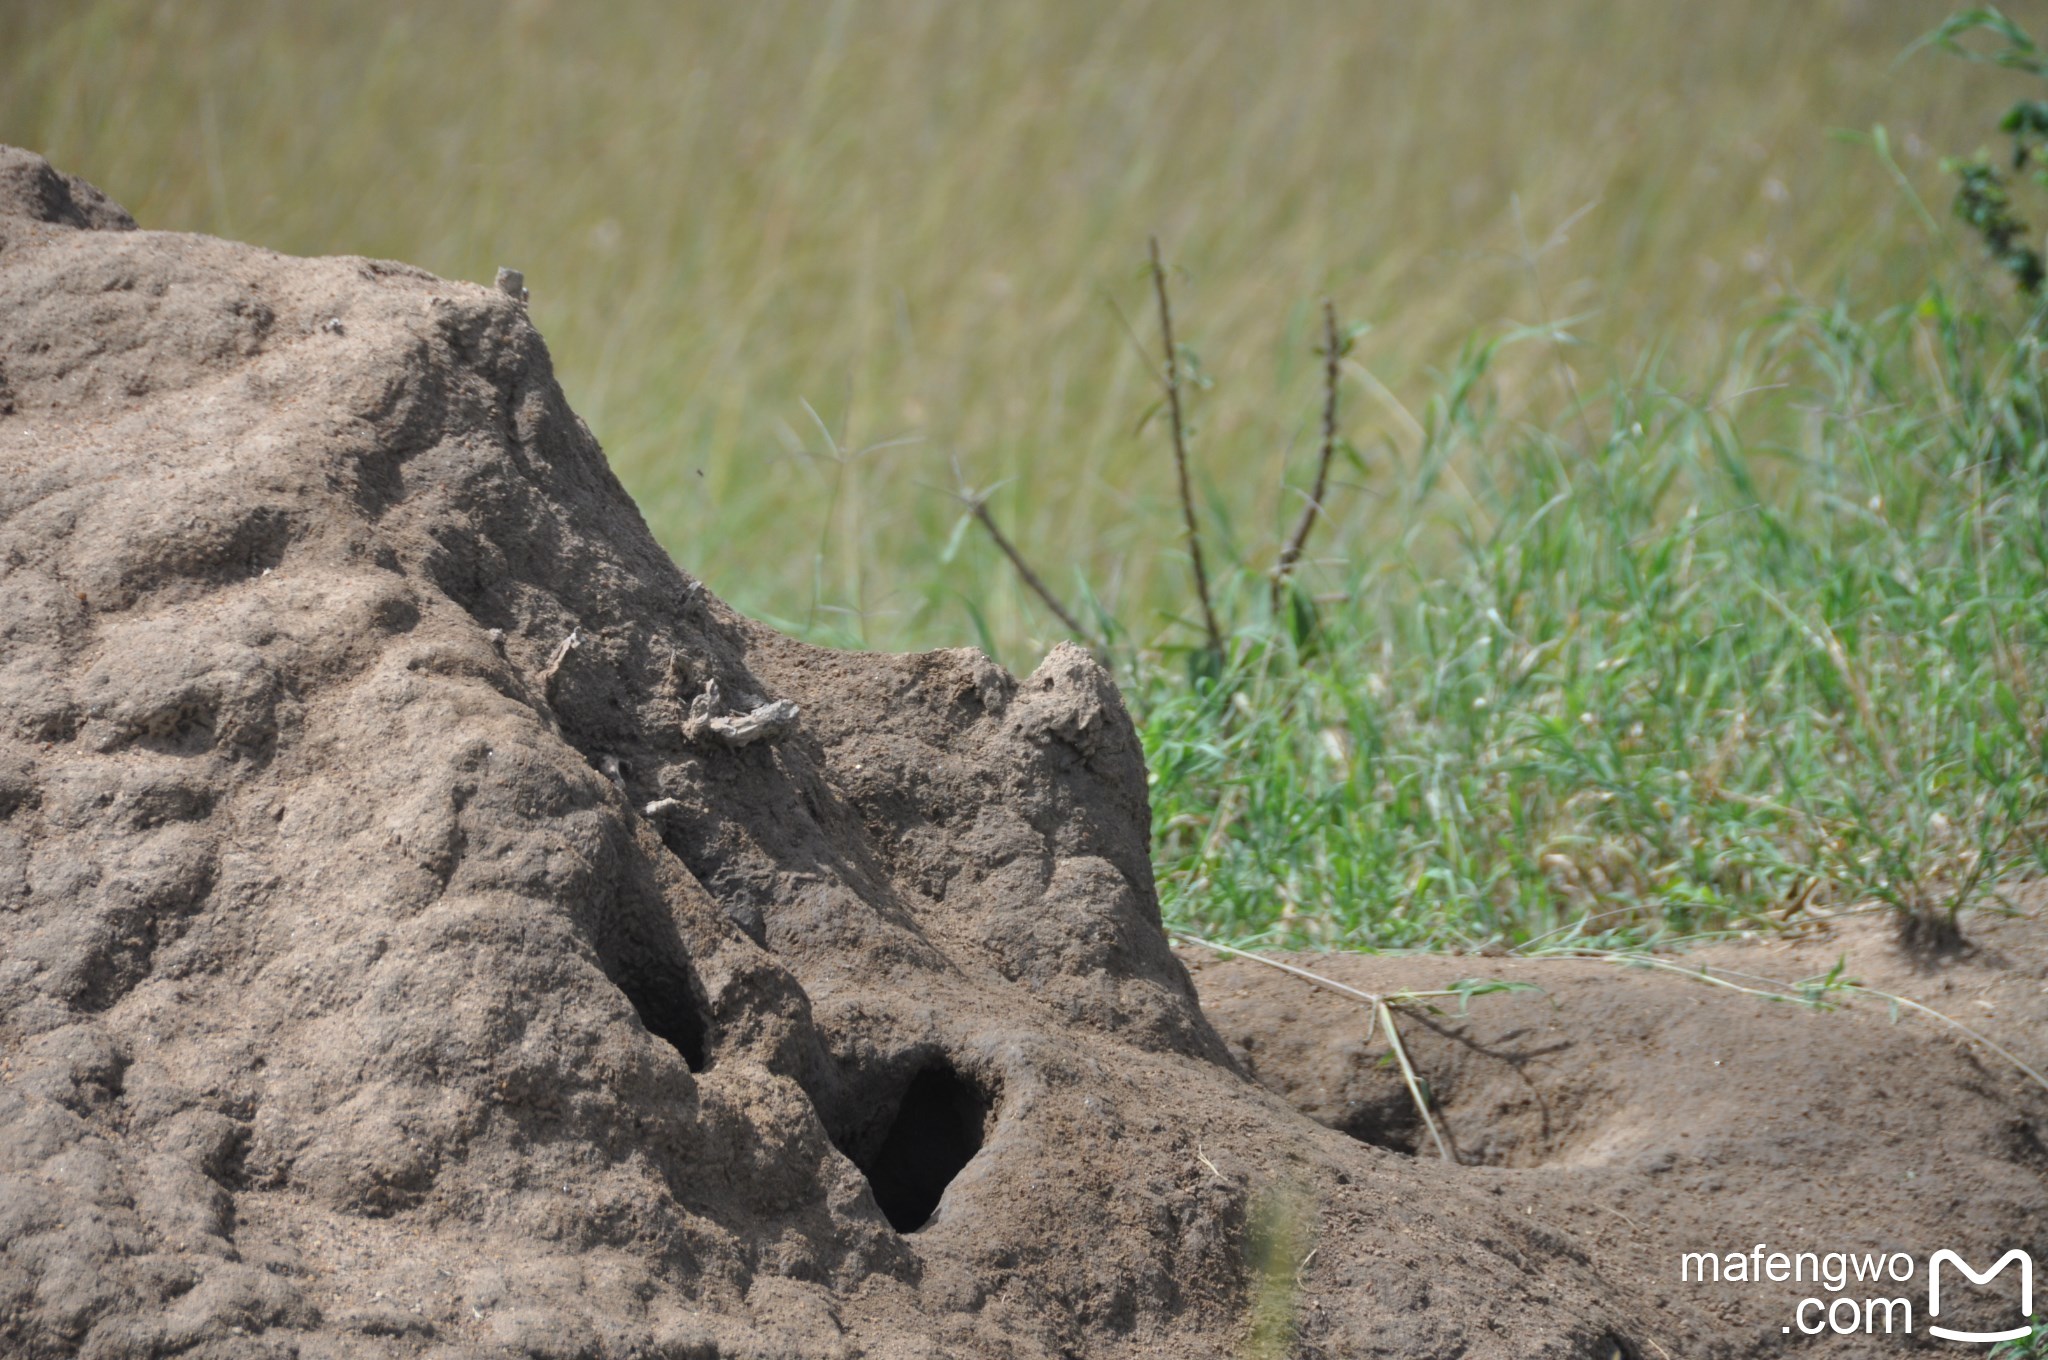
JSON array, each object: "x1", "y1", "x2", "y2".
[
  {"x1": 1376, "y1": 998, "x2": 1453, "y2": 1162},
  {"x1": 1852, "y1": 982, "x2": 2048, "y2": 1095},
  {"x1": 967, "y1": 496, "x2": 1092, "y2": 640},
  {"x1": 1149, "y1": 236, "x2": 1224, "y2": 657},
  {"x1": 1272, "y1": 298, "x2": 1344, "y2": 610},
  {"x1": 1512, "y1": 194, "x2": 1601, "y2": 452},
  {"x1": 1173, "y1": 931, "x2": 1462, "y2": 1161},
  {"x1": 1565, "y1": 948, "x2": 2048, "y2": 1098}
]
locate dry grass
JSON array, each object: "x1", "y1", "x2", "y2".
[{"x1": 0, "y1": 0, "x2": 2012, "y2": 653}]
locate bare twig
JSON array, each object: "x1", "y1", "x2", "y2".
[
  {"x1": 1511, "y1": 195, "x2": 1599, "y2": 453},
  {"x1": 1149, "y1": 237, "x2": 1224, "y2": 657},
  {"x1": 1564, "y1": 948, "x2": 2048, "y2": 1097},
  {"x1": 1376, "y1": 998, "x2": 1453, "y2": 1162},
  {"x1": 1173, "y1": 932, "x2": 1463, "y2": 1162},
  {"x1": 1272, "y1": 298, "x2": 1344, "y2": 611},
  {"x1": 967, "y1": 496, "x2": 1092, "y2": 639},
  {"x1": 1854, "y1": 982, "x2": 2048, "y2": 1094}
]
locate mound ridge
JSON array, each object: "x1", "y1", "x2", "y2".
[{"x1": 4, "y1": 145, "x2": 2042, "y2": 1360}]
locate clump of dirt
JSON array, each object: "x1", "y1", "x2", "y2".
[{"x1": 1, "y1": 144, "x2": 2042, "y2": 1359}]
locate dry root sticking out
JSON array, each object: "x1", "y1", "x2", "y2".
[{"x1": 540, "y1": 627, "x2": 582, "y2": 700}]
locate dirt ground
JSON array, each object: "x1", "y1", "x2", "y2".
[
  {"x1": 1186, "y1": 905, "x2": 2048, "y2": 1355},
  {"x1": 2, "y1": 144, "x2": 2043, "y2": 1359}
]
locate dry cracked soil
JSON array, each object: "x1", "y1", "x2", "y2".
[{"x1": 2, "y1": 145, "x2": 2044, "y2": 1359}]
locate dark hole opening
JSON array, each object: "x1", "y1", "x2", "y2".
[
  {"x1": 854, "y1": 1061, "x2": 992, "y2": 1233},
  {"x1": 615, "y1": 960, "x2": 709, "y2": 1073},
  {"x1": 1336, "y1": 1090, "x2": 1422, "y2": 1157}
]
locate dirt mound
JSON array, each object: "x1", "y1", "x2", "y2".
[{"x1": 1, "y1": 145, "x2": 2042, "y2": 1358}]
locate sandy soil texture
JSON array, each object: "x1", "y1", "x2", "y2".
[
  {"x1": 2, "y1": 145, "x2": 2042, "y2": 1359},
  {"x1": 1188, "y1": 909, "x2": 2048, "y2": 1356}
]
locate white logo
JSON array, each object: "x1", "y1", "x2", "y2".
[{"x1": 1928, "y1": 1249, "x2": 2033, "y2": 1344}]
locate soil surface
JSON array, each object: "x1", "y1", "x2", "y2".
[
  {"x1": 2, "y1": 145, "x2": 2043, "y2": 1359},
  {"x1": 1187, "y1": 906, "x2": 2048, "y2": 1356}
]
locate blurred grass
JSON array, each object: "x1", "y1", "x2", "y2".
[{"x1": 0, "y1": 0, "x2": 2016, "y2": 655}]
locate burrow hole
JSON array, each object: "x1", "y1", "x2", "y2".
[
  {"x1": 611, "y1": 955, "x2": 710, "y2": 1073},
  {"x1": 1336, "y1": 1088, "x2": 1425, "y2": 1157},
  {"x1": 842, "y1": 1059, "x2": 995, "y2": 1233}
]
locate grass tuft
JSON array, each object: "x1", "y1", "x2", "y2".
[{"x1": 1143, "y1": 293, "x2": 2048, "y2": 949}]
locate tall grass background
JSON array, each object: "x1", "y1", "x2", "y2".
[
  {"x1": 0, "y1": 0, "x2": 2008, "y2": 646},
  {"x1": 8, "y1": 0, "x2": 2047, "y2": 948}
]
